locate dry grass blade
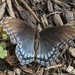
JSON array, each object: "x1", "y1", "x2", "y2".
[
  {"x1": 0, "y1": 2, "x2": 6, "y2": 19},
  {"x1": 6, "y1": 0, "x2": 15, "y2": 18},
  {"x1": 19, "y1": 66, "x2": 34, "y2": 74},
  {"x1": 53, "y1": 0, "x2": 70, "y2": 8},
  {"x1": 36, "y1": 68, "x2": 44, "y2": 75},
  {"x1": 45, "y1": 64, "x2": 64, "y2": 70}
]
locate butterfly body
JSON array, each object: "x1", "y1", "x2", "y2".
[{"x1": 1, "y1": 17, "x2": 75, "y2": 66}]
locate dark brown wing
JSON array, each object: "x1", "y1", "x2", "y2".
[
  {"x1": 1, "y1": 17, "x2": 35, "y2": 65},
  {"x1": 1, "y1": 17, "x2": 35, "y2": 44},
  {"x1": 36, "y1": 26, "x2": 75, "y2": 66}
]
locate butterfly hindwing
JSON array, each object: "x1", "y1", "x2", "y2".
[
  {"x1": 16, "y1": 40, "x2": 35, "y2": 65},
  {"x1": 36, "y1": 37, "x2": 59, "y2": 66}
]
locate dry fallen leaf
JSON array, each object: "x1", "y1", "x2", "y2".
[
  {"x1": 5, "y1": 55, "x2": 18, "y2": 65},
  {"x1": 20, "y1": 66, "x2": 34, "y2": 74}
]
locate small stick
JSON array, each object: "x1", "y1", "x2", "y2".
[
  {"x1": 0, "y1": 2, "x2": 6, "y2": 19},
  {"x1": 45, "y1": 63, "x2": 63, "y2": 70},
  {"x1": 6, "y1": 0, "x2": 15, "y2": 18},
  {"x1": 47, "y1": 11, "x2": 61, "y2": 17}
]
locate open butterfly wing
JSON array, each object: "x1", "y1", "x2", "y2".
[
  {"x1": 36, "y1": 26, "x2": 75, "y2": 66},
  {"x1": 16, "y1": 39, "x2": 35, "y2": 65},
  {"x1": 1, "y1": 17, "x2": 35, "y2": 65},
  {"x1": 2, "y1": 17, "x2": 35, "y2": 43},
  {"x1": 36, "y1": 37, "x2": 59, "y2": 66}
]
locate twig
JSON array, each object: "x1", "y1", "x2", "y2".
[
  {"x1": 52, "y1": 0, "x2": 70, "y2": 8},
  {"x1": 6, "y1": 0, "x2": 15, "y2": 18},
  {"x1": 0, "y1": 2, "x2": 6, "y2": 19},
  {"x1": 45, "y1": 64, "x2": 64, "y2": 70},
  {"x1": 47, "y1": 11, "x2": 61, "y2": 17}
]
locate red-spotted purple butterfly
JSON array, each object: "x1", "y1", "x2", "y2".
[{"x1": 1, "y1": 17, "x2": 75, "y2": 66}]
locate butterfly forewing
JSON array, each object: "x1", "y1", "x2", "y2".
[
  {"x1": 42, "y1": 26, "x2": 75, "y2": 46},
  {"x1": 2, "y1": 17, "x2": 35, "y2": 43}
]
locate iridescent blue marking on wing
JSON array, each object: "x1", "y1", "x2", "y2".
[
  {"x1": 16, "y1": 39, "x2": 35, "y2": 65},
  {"x1": 36, "y1": 37, "x2": 59, "y2": 66}
]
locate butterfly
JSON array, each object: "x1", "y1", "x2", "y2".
[{"x1": 1, "y1": 17, "x2": 75, "y2": 66}]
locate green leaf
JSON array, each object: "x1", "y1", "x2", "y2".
[
  {"x1": 0, "y1": 45, "x2": 7, "y2": 59},
  {"x1": 0, "y1": 50, "x2": 7, "y2": 59},
  {"x1": 0, "y1": 42, "x2": 6, "y2": 49},
  {"x1": 2, "y1": 34, "x2": 8, "y2": 40},
  {"x1": 2, "y1": 29, "x2": 7, "y2": 34},
  {"x1": 0, "y1": 46, "x2": 3, "y2": 52},
  {"x1": 0, "y1": 25, "x2": 3, "y2": 31}
]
